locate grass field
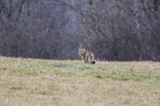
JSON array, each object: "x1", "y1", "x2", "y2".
[{"x1": 0, "y1": 57, "x2": 160, "y2": 106}]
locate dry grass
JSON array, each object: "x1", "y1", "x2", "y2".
[{"x1": 0, "y1": 56, "x2": 160, "y2": 106}]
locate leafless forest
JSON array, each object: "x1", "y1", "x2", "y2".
[{"x1": 0, "y1": 0, "x2": 160, "y2": 61}]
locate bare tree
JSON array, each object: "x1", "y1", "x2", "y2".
[{"x1": 0, "y1": 0, "x2": 160, "y2": 60}]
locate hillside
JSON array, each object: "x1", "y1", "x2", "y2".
[{"x1": 0, "y1": 57, "x2": 160, "y2": 106}]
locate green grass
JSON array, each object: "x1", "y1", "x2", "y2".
[{"x1": 0, "y1": 57, "x2": 160, "y2": 106}]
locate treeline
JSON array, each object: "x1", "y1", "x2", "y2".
[{"x1": 0, "y1": 0, "x2": 160, "y2": 60}]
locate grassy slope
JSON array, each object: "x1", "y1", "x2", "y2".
[{"x1": 0, "y1": 57, "x2": 160, "y2": 106}]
